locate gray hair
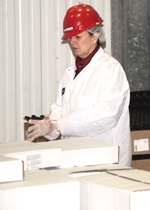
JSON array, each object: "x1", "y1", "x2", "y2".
[{"x1": 87, "y1": 25, "x2": 106, "y2": 47}]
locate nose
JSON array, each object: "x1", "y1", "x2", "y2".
[{"x1": 69, "y1": 37, "x2": 75, "y2": 45}]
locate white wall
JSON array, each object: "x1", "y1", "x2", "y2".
[{"x1": 0, "y1": 0, "x2": 111, "y2": 143}]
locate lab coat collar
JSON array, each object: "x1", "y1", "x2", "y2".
[
  {"x1": 90, "y1": 47, "x2": 104, "y2": 64},
  {"x1": 66, "y1": 47, "x2": 104, "y2": 79}
]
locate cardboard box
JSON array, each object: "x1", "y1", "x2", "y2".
[
  {"x1": 77, "y1": 169, "x2": 150, "y2": 210},
  {"x1": 0, "y1": 141, "x2": 62, "y2": 170},
  {"x1": 131, "y1": 130, "x2": 150, "y2": 171},
  {"x1": 38, "y1": 136, "x2": 119, "y2": 168},
  {"x1": 0, "y1": 136, "x2": 119, "y2": 170},
  {"x1": 107, "y1": 169, "x2": 150, "y2": 183},
  {"x1": 0, "y1": 170, "x2": 80, "y2": 210},
  {"x1": 1, "y1": 162, "x2": 150, "y2": 210},
  {"x1": 131, "y1": 130, "x2": 150, "y2": 155},
  {"x1": 132, "y1": 159, "x2": 150, "y2": 172},
  {"x1": 24, "y1": 122, "x2": 49, "y2": 142},
  {"x1": 24, "y1": 122, "x2": 61, "y2": 142},
  {"x1": 0, "y1": 155, "x2": 23, "y2": 183}
]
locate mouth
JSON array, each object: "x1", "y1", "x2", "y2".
[{"x1": 72, "y1": 47, "x2": 78, "y2": 51}]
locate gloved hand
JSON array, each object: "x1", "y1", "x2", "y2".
[{"x1": 28, "y1": 114, "x2": 56, "y2": 142}]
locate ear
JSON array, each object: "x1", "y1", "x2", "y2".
[{"x1": 92, "y1": 33, "x2": 99, "y2": 44}]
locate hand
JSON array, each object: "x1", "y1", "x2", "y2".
[{"x1": 28, "y1": 114, "x2": 56, "y2": 142}]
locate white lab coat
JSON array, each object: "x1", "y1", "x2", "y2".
[{"x1": 48, "y1": 47, "x2": 132, "y2": 166}]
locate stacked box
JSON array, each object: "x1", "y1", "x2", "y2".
[
  {"x1": 0, "y1": 155, "x2": 23, "y2": 183},
  {"x1": 131, "y1": 130, "x2": 150, "y2": 171},
  {"x1": 0, "y1": 170, "x2": 80, "y2": 210},
  {"x1": 130, "y1": 90, "x2": 150, "y2": 171},
  {"x1": 0, "y1": 141, "x2": 62, "y2": 170},
  {"x1": 75, "y1": 168, "x2": 150, "y2": 210},
  {"x1": 0, "y1": 137, "x2": 119, "y2": 170},
  {"x1": 38, "y1": 137, "x2": 119, "y2": 168}
]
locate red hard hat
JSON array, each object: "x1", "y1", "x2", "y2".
[{"x1": 62, "y1": 4, "x2": 103, "y2": 40}]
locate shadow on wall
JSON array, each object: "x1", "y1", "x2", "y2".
[{"x1": 111, "y1": 0, "x2": 150, "y2": 91}]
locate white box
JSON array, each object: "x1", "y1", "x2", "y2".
[
  {"x1": 0, "y1": 155, "x2": 23, "y2": 183},
  {"x1": 107, "y1": 169, "x2": 150, "y2": 183},
  {"x1": 38, "y1": 136, "x2": 119, "y2": 168},
  {"x1": 0, "y1": 170, "x2": 80, "y2": 210},
  {"x1": 77, "y1": 170, "x2": 150, "y2": 210},
  {"x1": 0, "y1": 141, "x2": 61, "y2": 170},
  {"x1": 0, "y1": 136, "x2": 119, "y2": 169}
]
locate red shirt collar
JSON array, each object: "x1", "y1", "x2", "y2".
[{"x1": 74, "y1": 46, "x2": 100, "y2": 79}]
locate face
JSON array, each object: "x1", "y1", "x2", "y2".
[{"x1": 69, "y1": 31, "x2": 98, "y2": 59}]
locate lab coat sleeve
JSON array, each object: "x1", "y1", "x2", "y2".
[
  {"x1": 44, "y1": 84, "x2": 62, "y2": 140},
  {"x1": 56, "y1": 62, "x2": 130, "y2": 137}
]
